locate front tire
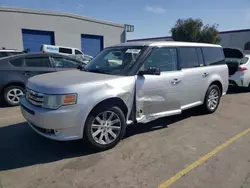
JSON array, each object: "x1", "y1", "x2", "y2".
[
  {"x1": 203, "y1": 85, "x2": 221, "y2": 114},
  {"x1": 3, "y1": 85, "x2": 24, "y2": 106},
  {"x1": 84, "y1": 106, "x2": 126, "y2": 150}
]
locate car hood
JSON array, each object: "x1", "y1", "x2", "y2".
[{"x1": 26, "y1": 69, "x2": 122, "y2": 94}]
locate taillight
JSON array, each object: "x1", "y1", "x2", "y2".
[{"x1": 238, "y1": 67, "x2": 247, "y2": 71}]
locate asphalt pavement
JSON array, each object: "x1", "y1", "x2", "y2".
[{"x1": 0, "y1": 88, "x2": 250, "y2": 188}]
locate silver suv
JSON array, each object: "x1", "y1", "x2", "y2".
[{"x1": 20, "y1": 41, "x2": 229, "y2": 150}]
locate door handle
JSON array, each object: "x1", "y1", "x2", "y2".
[
  {"x1": 171, "y1": 78, "x2": 181, "y2": 85},
  {"x1": 202, "y1": 73, "x2": 209, "y2": 77},
  {"x1": 23, "y1": 71, "x2": 32, "y2": 76}
]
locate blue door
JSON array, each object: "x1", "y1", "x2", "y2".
[
  {"x1": 22, "y1": 29, "x2": 55, "y2": 53},
  {"x1": 81, "y1": 34, "x2": 103, "y2": 57}
]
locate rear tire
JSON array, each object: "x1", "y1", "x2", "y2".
[
  {"x1": 202, "y1": 85, "x2": 221, "y2": 114},
  {"x1": 3, "y1": 85, "x2": 24, "y2": 106},
  {"x1": 84, "y1": 105, "x2": 126, "y2": 150}
]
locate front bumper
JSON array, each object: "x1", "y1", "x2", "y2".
[{"x1": 20, "y1": 97, "x2": 83, "y2": 141}]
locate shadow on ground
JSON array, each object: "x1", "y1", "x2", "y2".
[{"x1": 0, "y1": 107, "x2": 205, "y2": 171}]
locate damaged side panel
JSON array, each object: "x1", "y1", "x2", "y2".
[
  {"x1": 135, "y1": 72, "x2": 183, "y2": 123},
  {"x1": 84, "y1": 76, "x2": 136, "y2": 122}
]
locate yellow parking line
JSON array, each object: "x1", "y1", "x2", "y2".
[{"x1": 158, "y1": 128, "x2": 250, "y2": 188}]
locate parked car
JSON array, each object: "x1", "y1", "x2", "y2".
[
  {"x1": 0, "y1": 53, "x2": 85, "y2": 106},
  {"x1": 0, "y1": 48, "x2": 24, "y2": 58},
  {"x1": 69, "y1": 54, "x2": 93, "y2": 64},
  {"x1": 223, "y1": 48, "x2": 250, "y2": 90},
  {"x1": 20, "y1": 41, "x2": 229, "y2": 150},
  {"x1": 41, "y1": 44, "x2": 84, "y2": 55}
]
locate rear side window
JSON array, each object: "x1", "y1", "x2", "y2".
[
  {"x1": 202, "y1": 47, "x2": 225, "y2": 65},
  {"x1": 52, "y1": 57, "x2": 80, "y2": 68},
  {"x1": 9, "y1": 58, "x2": 23, "y2": 67},
  {"x1": 179, "y1": 48, "x2": 199, "y2": 69},
  {"x1": 75, "y1": 49, "x2": 83, "y2": 55},
  {"x1": 59, "y1": 48, "x2": 72, "y2": 54},
  {"x1": 25, "y1": 57, "x2": 51, "y2": 67}
]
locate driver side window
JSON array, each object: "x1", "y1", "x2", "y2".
[{"x1": 143, "y1": 48, "x2": 178, "y2": 72}]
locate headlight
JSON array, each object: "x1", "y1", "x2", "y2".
[{"x1": 43, "y1": 93, "x2": 77, "y2": 109}]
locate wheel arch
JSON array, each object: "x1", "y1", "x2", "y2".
[
  {"x1": 87, "y1": 97, "x2": 129, "y2": 120},
  {"x1": 209, "y1": 80, "x2": 223, "y2": 96},
  {"x1": 1, "y1": 82, "x2": 25, "y2": 95}
]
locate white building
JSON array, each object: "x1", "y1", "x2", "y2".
[{"x1": 0, "y1": 7, "x2": 134, "y2": 57}]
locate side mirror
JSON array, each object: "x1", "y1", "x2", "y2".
[{"x1": 138, "y1": 67, "x2": 161, "y2": 76}]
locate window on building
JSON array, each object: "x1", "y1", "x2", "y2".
[
  {"x1": 244, "y1": 42, "x2": 250, "y2": 50},
  {"x1": 202, "y1": 47, "x2": 225, "y2": 65},
  {"x1": 59, "y1": 48, "x2": 72, "y2": 54},
  {"x1": 9, "y1": 58, "x2": 23, "y2": 67},
  {"x1": 142, "y1": 48, "x2": 178, "y2": 72},
  {"x1": 179, "y1": 48, "x2": 199, "y2": 69},
  {"x1": 25, "y1": 57, "x2": 51, "y2": 67}
]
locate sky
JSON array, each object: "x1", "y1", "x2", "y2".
[{"x1": 1, "y1": 0, "x2": 250, "y2": 40}]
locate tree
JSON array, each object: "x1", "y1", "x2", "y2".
[{"x1": 171, "y1": 18, "x2": 221, "y2": 44}]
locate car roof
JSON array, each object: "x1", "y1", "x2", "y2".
[
  {"x1": 0, "y1": 52, "x2": 77, "y2": 62},
  {"x1": 113, "y1": 41, "x2": 222, "y2": 48}
]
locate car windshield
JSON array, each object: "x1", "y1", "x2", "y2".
[{"x1": 84, "y1": 46, "x2": 144, "y2": 75}]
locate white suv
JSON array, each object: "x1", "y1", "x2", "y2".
[{"x1": 21, "y1": 41, "x2": 229, "y2": 150}]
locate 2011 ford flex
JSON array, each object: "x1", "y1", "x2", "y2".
[{"x1": 20, "y1": 42, "x2": 229, "y2": 150}]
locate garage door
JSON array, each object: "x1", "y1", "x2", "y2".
[
  {"x1": 81, "y1": 34, "x2": 103, "y2": 57},
  {"x1": 22, "y1": 29, "x2": 55, "y2": 53}
]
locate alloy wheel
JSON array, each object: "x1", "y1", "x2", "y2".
[
  {"x1": 91, "y1": 111, "x2": 121, "y2": 145},
  {"x1": 207, "y1": 88, "x2": 219, "y2": 110},
  {"x1": 6, "y1": 88, "x2": 24, "y2": 104}
]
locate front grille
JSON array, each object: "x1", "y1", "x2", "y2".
[{"x1": 26, "y1": 88, "x2": 44, "y2": 107}]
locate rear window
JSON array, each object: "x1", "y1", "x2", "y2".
[
  {"x1": 59, "y1": 48, "x2": 72, "y2": 54},
  {"x1": 202, "y1": 47, "x2": 225, "y2": 66},
  {"x1": 9, "y1": 58, "x2": 23, "y2": 67},
  {"x1": 179, "y1": 47, "x2": 199, "y2": 69},
  {"x1": 25, "y1": 57, "x2": 51, "y2": 67},
  {"x1": 240, "y1": 57, "x2": 249, "y2": 64}
]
